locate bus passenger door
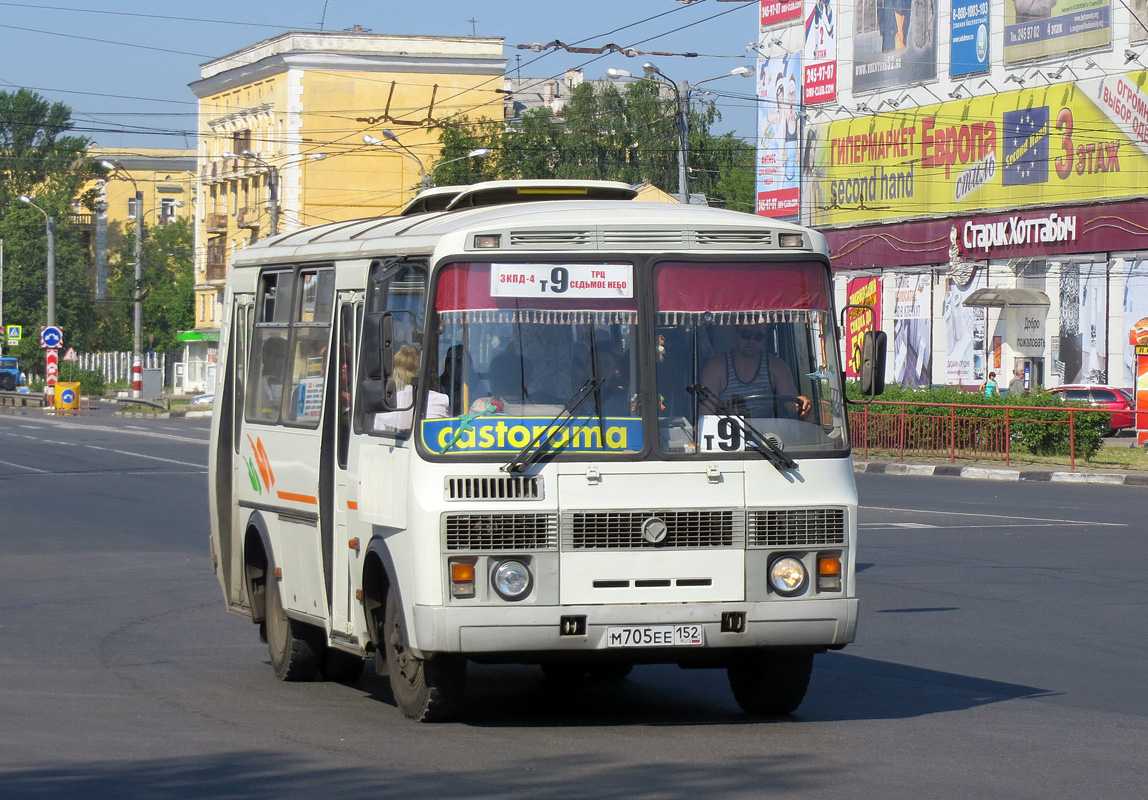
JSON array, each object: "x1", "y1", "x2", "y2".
[
  {"x1": 226, "y1": 298, "x2": 254, "y2": 608},
  {"x1": 327, "y1": 297, "x2": 360, "y2": 635}
]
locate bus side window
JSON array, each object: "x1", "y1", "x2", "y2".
[
  {"x1": 246, "y1": 270, "x2": 293, "y2": 423},
  {"x1": 284, "y1": 269, "x2": 335, "y2": 426}
]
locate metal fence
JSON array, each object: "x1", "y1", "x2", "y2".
[
  {"x1": 74, "y1": 351, "x2": 166, "y2": 384},
  {"x1": 848, "y1": 400, "x2": 1121, "y2": 470}
]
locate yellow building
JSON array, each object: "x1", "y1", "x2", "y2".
[
  {"x1": 77, "y1": 147, "x2": 196, "y2": 300},
  {"x1": 184, "y1": 30, "x2": 506, "y2": 392}
]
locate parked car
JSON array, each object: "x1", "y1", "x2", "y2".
[{"x1": 1046, "y1": 384, "x2": 1134, "y2": 435}]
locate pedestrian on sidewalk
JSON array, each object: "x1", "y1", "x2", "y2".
[
  {"x1": 1008, "y1": 366, "x2": 1027, "y2": 395},
  {"x1": 980, "y1": 371, "x2": 999, "y2": 398}
]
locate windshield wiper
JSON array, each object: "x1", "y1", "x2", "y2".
[
  {"x1": 503, "y1": 376, "x2": 607, "y2": 474},
  {"x1": 687, "y1": 384, "x2": 797, "y2": 472}
]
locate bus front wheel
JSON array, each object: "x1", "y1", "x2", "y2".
[
  {"x1": 383, "y1": 587, "x2": 465, "y2": 721},
  {"x1": 727, "y1": 649, "x2": 814, "y2": 716},
  {"x1": 265, "y1": 578, "x2": 322, "y2": 681}
]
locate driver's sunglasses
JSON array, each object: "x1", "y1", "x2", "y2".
[{"x1": 738, "y1": 330, "x2": 766, "y2": 342}]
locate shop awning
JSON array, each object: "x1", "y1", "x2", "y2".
[{"x1": 963, "y1": 288, "x2": 1050, "y2": 308}]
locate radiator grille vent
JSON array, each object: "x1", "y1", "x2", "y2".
[
  {"x1": 563, "y1": 509, "x2": 743, "y2": 550},
  {"x1": 600, "y1": 230, "x2": 687, "y2": 246},
  {"x1": 749, "y1": 508, "x2": 846, "y2": 547},
  {"x1": 445, "y1": 476, "x2": 542, "y2": 501},
  {"x1": 694, "y1": 229, "x2": 773, "y2": 246},
  {"x1": 509, "y1": 230, "x2": 592, "y2": 247},
  {"x1": 444, "y1": 513, "x2": 558, "y2": 551}
]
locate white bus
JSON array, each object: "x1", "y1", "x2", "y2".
[{"x1": 208, "y1": 180, "x2": 884, "y2": 721}]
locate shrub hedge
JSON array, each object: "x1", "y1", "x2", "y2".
[{"x1": 845, "y1": 383, "x2": 1107, "y2": 460}]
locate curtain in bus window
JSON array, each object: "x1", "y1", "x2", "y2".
[{"x1": 654, "y1": 262, "x2": 829, "y2": 322}]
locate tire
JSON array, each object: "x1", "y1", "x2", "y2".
[
  {"x1": 0, "y1": 375, "x2": 14, "y2": 391},
  {"x1": 587, "y1": 663, "x2": 632, "y2": 680},
  {"x1": 383, "y1": 586, "x2": 465, "y2": 721},
  {"x1": 320, "y1": 647, "x2": 365, "y2": 683},
  {"x1": 727, "y1": 650, "x2": 815, "y2": 716},
  {"x1": 265, "y1": 578, "x2": 322, "y2": 682}
]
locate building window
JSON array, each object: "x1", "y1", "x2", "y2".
[
  {"x1": 127, "y1": 196, "x2": 140, "y2": 218},
  {"x1": 161, "y1": 198, "x2": 177, "y2": 223}
]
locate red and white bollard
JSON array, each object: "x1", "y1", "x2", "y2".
[{"x1": 132, "y1": 358, "x2": 142, "y2": 398}]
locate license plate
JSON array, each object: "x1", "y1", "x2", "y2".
[{"x1": 606, "y1": 624, "x2": 704, "y2": 648}]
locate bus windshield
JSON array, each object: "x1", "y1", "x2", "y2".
[
  {"x1": 424, "y1": 261, "x2": 641, "y2": 457},
  {"x1": 654, "y1": 261, "x2": 847, "y2": 458}
]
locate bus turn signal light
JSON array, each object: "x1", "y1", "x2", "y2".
[
  {"x1": 450, "y1": 560, "x2": 476, "y2": 598},
  {"x1": 817, "y1": 555, "x2": 842, "y2": 592}
]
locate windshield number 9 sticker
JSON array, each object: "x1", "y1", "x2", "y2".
[{"x1": 490, "y1": 263, "x2": 633, "y2": 298}]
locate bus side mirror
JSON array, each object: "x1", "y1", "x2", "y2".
[
  {"x1": 860, "y1": 330, "x2": 887, "y2": 398},
  {"x1": 359, "y1": 311, "x2": 396, "y2": 414}
]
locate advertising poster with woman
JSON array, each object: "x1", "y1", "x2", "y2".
[
  {"x1": 943, "y1": 272, "x2": 986, "y2": 387},
  {"x1": 1121, "y1": 259, "x2": 1148, "y2": 387},
  {"x1": 893, "y1": 274, "x2": 932, "y2": 387},
  {"x1": 853, "y1": 0, "x2": 938, "y2": 93},
  {"x1": 756, "y1": 53, "x2": 802, "y2": 218}
]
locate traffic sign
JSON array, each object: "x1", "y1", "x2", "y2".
[
  {"x1": 6, "y1": 325, "x2": 20, "y2": 341},
  {"x1": 45, "y1": 348, "x2": 58, "y2": 385},
  {"x1": 41, "y1": 326, "x2": 63, "y2": 349},
  {"x1": 63, "y1": 347, "x2": 78, "y2": 361}
]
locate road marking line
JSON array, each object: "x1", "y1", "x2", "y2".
[
  {"x1": 0, "y1": 459, "x2": 49, "y2": 473},
  {"x1": 82, "y1": 444, "x2": 205, "y2": 468},
  {"x1": 864, "y1": 505, "x2": 1126, "y2": 527}
]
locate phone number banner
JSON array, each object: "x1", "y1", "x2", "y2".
[
  {"x1": 803, "y1": 0, "x2": 837, "y2": 104},
  {"x1": 805, "y1": 71, "x2": 1148, "y2": 226},
  {"x1": 1003, "y1": 0, "x2": 1110, "y2": 64},
  {"x1": 951, "y1": 0, "x2": 990, "y2": 77}
]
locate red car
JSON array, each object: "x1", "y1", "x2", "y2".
[{"x1": 1047, "y1": 384, "x2": 1135, "y2": 435}]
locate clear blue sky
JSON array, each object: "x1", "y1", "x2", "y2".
[{"x1": 0, "y1": 0, "x2": 762, "y2": 151}]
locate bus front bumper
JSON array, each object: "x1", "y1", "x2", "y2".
[{"x1": 410, "y1": 598, "x2": 858, "y2": 659}]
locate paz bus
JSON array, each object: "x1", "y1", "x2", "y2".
[{"x1": 207, "y1": 179, "x2": 885, "y2": 721}]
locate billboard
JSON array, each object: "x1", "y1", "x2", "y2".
[
  {"x1": 806, "y1": 71, "x2": 1148, "y2": 226},
  {"x1": 761, "y1": 0, "x2": 803, "y2": 28},
  {"x1": 804, "y1": 0, "x2": 837, "y2": 104},
  {"x1": 845, "y1": 277, "x2": 882, "y2": 378},
  {"x1": 943, "y1": 271, "x2": 987, "y2": 387},
  {"x1": 951, "y1": 0, "x2": 990, "y2": 77},
  {"x1": 1132, "y1": 0, "x2": 1148, "y2": 44},
  {"x1": 853, "y1": 0, "x2": 938, "y2": 93},
  {"x1": 893, "y1": 273, "x2": 932, "y2": 387},
  {"x1": 1003, "y1": 0, "x2": 1111, "y2": 64},
  {"x1": 756, "y1": 53, "x2": 803, "y2": 218}
]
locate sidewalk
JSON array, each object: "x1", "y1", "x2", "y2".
[{"x1": 854, "y1": 434, "x2": 1148, "y2": 487}]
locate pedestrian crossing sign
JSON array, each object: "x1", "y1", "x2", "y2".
[{"x1": 5, "y1": 325, "x2": 20, "y2": 340}]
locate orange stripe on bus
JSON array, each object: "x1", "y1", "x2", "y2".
[
  {"x1": 347, "y1": 501, "x2": 359, "y2": 510},
  {"x1": 276, "y1": 490, "x2": 318, "y2": 505}
]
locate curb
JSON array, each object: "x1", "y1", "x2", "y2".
[{"x1": 854, "y1": 461, "x2": 1148, "y2": 487}]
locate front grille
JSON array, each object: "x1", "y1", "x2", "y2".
[
  {"x1": 749, "y1": 508, "x2": 846, "y2": 547},
  {"x1": 563, "y1": 509, "x2": 743, "y2": 549},
  {"x1": 445, "y1": 476, "x2": 542, "y2": 501},
  {"x1": 444, "y1": 513, "x2": 558, "y2": 551}
]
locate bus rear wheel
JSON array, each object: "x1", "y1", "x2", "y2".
[
  {"x1": 265, "y1": 578, "x2": 322, "y2": 681},
  {"x1": 383, "y1": 586, "x2": 465, "y2": 721},
  {"x1": 727, "y1": 649, "x2": 814, "y2": 716}
]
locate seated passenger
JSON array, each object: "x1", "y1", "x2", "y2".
[
  {"x1": 373, "y1": 344, "x2": 449, "y2": 432},
  {"x1": 700, "y1": 323, "x2": 811, "y2": 418}
]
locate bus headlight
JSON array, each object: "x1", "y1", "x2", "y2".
[
  {"x1": 769, "y1": 557, "x2": 807, "y2": 596},
  {"x1": 492, "y1": 559, "x2": 533, "y2": 601}
]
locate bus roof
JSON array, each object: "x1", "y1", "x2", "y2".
[
  {"x1": 229, "y1": 192, "x2": 825, "y2": 269},
  {"x1": 400, "y1": 179, "x2": 638, "y2": 216}
]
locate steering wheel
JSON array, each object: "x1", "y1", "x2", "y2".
[{"x1": 727, "y1": 393, "x2": 805, "y2": 421}]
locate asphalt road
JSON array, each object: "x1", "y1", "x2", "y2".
[{"x1": 0, "y1": 412, "x2": 1144, "y2": 799}]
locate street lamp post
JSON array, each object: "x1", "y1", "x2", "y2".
[
  {"x1": 17, "y1": 195, "x2": 56, "y2": 328},
  {"x1": 100, "y1": 161, "x2": 145, "y2": 398},
  {"x1": 224, "y1": 150, "x2": 279, "y2": 236},
  {"x1": 363, "y1": 133, "x2": 489, "y2": 198},
  {"x1": 607, "y1": 63, "x2": 753, "y2": 203}
]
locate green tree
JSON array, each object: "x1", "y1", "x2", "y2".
[
  {"x1": 0, "y1": 89, "x2": 98, "y2": 368},
  {"x1": 434, "y1": 79, "x2": 755, "y2": 211},
  {"x1": 106, "y1": 217, "x2": 194, "y2": 354}
]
